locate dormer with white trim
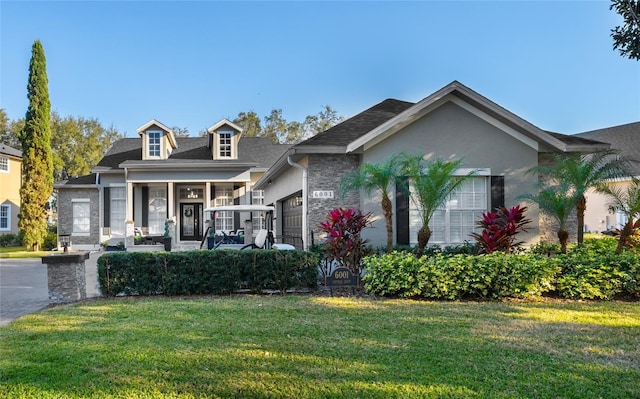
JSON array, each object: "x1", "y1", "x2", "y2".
[
  {"x1": 207, "y1": 119, "x2": 243, "y2": 160},
  {"x1": 137, "y1": 119, "x2": 178, "y2": 160}
]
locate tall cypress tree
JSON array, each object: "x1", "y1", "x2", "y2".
[{"x1": 19, "y1": 40, "x2": 53, "y2": 251}]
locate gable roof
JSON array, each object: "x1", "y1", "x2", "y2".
[
  {"x1": 345, "y1": 81, "x2": 609, "y2": 154},
  {"x1": 93, "y1": 136, "x2": 290, "y2": 172},
  {"x1": 207, "y1": 119, "x2": 243, "y2": 133},
  {"x1": 574, "y1": 121, "x2": 640, "y2": 176},
  {"x1": 0, "y1": 143, "x2": 22, "y2": 158},
  {"x1": 136, "y1": 119, "x2": 177, "y2": 148}
]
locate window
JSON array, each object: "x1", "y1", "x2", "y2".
[
  {"x1": 72, "y1": 200, "x2": 91, "y2": 235},
  {"x1": 214, "y1": 185, "x2": 233, "y2": 232},
  {"x1": 110, "y1": 187, "x2": 126, "y2": 236},
  {"x1": 218, "y1": 131, "x2": 232, "y2": 158},
  {"x1": 252, "y1": 190, "x2": 265, "y2": 232},
  {"x1": 148, "y1": 131, "x2": 161, "y2": 157},
  {"x1": 0, "y1": 205, "x2": 9, "y2": 231},
  {"x1": 409, "y1": 177, "x2": 487, "y2": 245},
  {"x1": 0, "y1": 156, "x2": 8, "y2": 173},
  {"x1": 148, "y1": 186, "x2": 167, "y2": 235}
]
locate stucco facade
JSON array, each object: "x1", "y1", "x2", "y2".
[{"x1": 0, "y1": 144, "x2": 22, "y2": 236}]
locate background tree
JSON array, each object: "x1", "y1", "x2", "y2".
[
  {"x1": 19, "y1": 40, "x2": 53, "y2": 251},
  {"x1": 171, "y1": 126, "x2": 190, "y2": 138},
  {"x1": 302, "y1": 105, "x2": 344, "y2": 139},
  {"x1": 529, "y1": 150, "x2": 628, "y2": 245},
  {"x1": 520, "y1": 184, "x2": 577, "y2": 254},
  {"x1": 233, "y1": 111, "x2": 262, "y2": 137},
  {"x1": 0, "y1": 109, "x2": 25, "y2": 149},
  {"x1": 402, "y1": 156, "x2": 475, "y2": 255},
  {"x1": 610, "y1": 0, "x2": 640, "y2": 60},
  {"x1": 50, "y1": 113, "x2": 122, "y2": 180},
  {"x1": 340, "y1": 154, "x2": 403, "y2": 252},
  {"x1": 598, "y1": 179, "x2": 640, "y2": 253}
]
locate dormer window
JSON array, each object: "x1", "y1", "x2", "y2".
[
  {"x1": 219, "y1": 131, "x2": 232, "y2": 158},
  {"x1": 148, "y1": 131, "x2": 161, "y2": 157}
]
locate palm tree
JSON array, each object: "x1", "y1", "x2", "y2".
[
  {"x1": 529, "y1": 150, "x2": 628, "y2": 244},
  {"x1": 520, "y1": 184, "x2": 578, "y2": 254},
  {"x1": 402, "y1": 156, "x2": 475, "y2": 255},
  {"x1": 340, "y1": 154, "x2": 403, "y2": 252},
  {"x1": 597, "y1": 179, "x2": 640, "y2": 254}
]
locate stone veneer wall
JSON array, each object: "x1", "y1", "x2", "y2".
[
  {"x1": 57, "y1": 187, "x2": 100, "y2": 247},
  {"x1": 307, "y1": 154, "x2": 360, "y2": 246},
  {"x1": 537, "y1": 153, "x2": 578, "y2": 244}
]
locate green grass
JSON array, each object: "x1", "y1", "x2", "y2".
[
  {"x1": 0, "y1": 246, "x2": 61, "y2": 258},
  {"x1": 1, "y1": 296, "x2": 639, "y2": 399}
]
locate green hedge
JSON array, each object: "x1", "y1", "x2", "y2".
[
  {"x1": 97, "y1": 249, "x2": 319, "y2": 297},
  {"x1": 363, "y1": 252, "x2": 559, "y2": 300},
  {"x1": 362, "y1": 246, "x2": 640, "y2": 300}
]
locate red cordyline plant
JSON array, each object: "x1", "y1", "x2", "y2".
[
  {"x1": 318, "y1": 208, "x2": 372, "y2": 274},
  {"x1": 471, "y1": 205, "x2": 531, "y2": 254}
]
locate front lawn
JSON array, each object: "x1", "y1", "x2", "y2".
[{"x1": 1, "y1": 296, "x2": 638, "y2": 398}]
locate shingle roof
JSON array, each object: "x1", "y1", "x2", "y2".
[
  {"x1": 96, "y1": 136, "x2": 290, "y2": 170},
  {"x1": 0, "y1": 143, "x2": 22, "y2": 158},
  {"x1": 574, "y1": 121, "x2": 640, "y2": 175},
  {"x1": 297, "y1": 99, "x2": 415, "y2": 147},
  {"x1": 545, "y1": 131, "x2": 610, "y2": 147}
]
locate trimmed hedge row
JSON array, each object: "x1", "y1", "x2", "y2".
[
  {"x1": 362, "y1": 249, "x2": 640, "y2": 300},
  {"x1": 97, "y1": 249, "x2": 319, "y2": 296}
]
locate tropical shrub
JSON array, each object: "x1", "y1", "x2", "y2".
[
  {"x1": 318, "y1": 208, "x2": 372, "y2": 274},
  {"x1": 471, "y1": 205, "x2": 531, "y2": 254}
]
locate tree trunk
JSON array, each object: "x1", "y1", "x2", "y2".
[
  {"x1": 381, "y1": 195, "x2": 393, "y2": 253},
  {"x1": 557, "y1": 228, "x2": 569, "y2": 254},
  {"x1": 576, "y1": 195, "x2": 587, "y2": 245},
  {"x1": 616, "y1": 221, "x2": 633, "y2": 254},
  {"x1": 417, "y1": 225, "x2": 431, "y2": 256}
]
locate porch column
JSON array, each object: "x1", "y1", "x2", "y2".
[
  {"x1": 168, "y1": 182, "x2": 175, "y2": 220},
  {"x1": 126, "y1": 182, "x2": 133, "y2": 221},
  {"x1": 205, "y1": 182, "x2": 212, "y2": 224}
]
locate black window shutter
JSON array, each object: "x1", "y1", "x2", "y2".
[
  {"x1": 395, "y1": 178, "x2": 410, "y2": 246},
  {"x1": 142, "y1": 187, "x2": 149, "y2": 227},
  {"x1": 103, "y1": 188, "x2": 110, "y2": 227},
  {"x1": 491, "y1": 176, "x2": 505, "y2": 211}
]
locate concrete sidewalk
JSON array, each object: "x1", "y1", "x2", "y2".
[{"x1": 0, "y1": 251, "x2": 102, "y2": 327}]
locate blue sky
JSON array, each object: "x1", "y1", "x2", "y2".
[{"x1": 1, "y1": 1, "x2": 638, "y2": 138}]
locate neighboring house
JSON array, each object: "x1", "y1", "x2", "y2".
[
  {"x1": 255, "y1": 81, "x2": 610, "y2": 250},
  {"x1": 0, "y1": 143, "x2": 22, "y2": 236},
  {"x1": 575, "y1": 122, "x2": 640, "y2": 233},
  {"x1": 55, "y1": 119, "x2": 290, "y2": 250}
]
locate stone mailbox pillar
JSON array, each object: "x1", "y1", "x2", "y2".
[{"x1": 42, "y1": 252, "x2": 90, "y2": 303}]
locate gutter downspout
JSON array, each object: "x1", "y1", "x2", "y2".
[{"x1": 287, "y1": 155, "x2": 308, "y2": 251}]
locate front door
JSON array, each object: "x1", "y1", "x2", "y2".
[{"x1": 180, "y1": 203, "x2": 202, "y2": 241}]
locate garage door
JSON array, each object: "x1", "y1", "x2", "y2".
[{"x1": 282, "y1": 191, "x2": 303, "y2": 249}]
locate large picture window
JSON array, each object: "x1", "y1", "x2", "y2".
[
  {"x1": 72, "y1": 200, "x2": 91, "y2": 235},
  {"x1": 409, "y1": 177, "x2": 487, "y2": 245},
  {"x1": 148, "y1": 186, "x2": 167, "y2": 235},
  {"x1": 214, "y1": 185, "x2": 233, "y2": 232},
  {"x1": 0, "y1": 205, "x2": 9, "y2": 230},
  {"x1": 148, "y1": 131, "x2": 161, "y2": 157},
  {"x1": 109, "y1": 187, "x2": 126, "y2": 236}
]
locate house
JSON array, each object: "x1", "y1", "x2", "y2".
[
  {"x1": 0, "y1": 143, "x2": 22, "y2": 236},
  {"x1": 255, "y1": 81, "x2": 610, "y2": 250},
  {"x1": 574, "y1": 122, "x2": 640, "y2": 233},
  {"x1": 54, "y1": 119, "x2": 291, "y2": 250}
]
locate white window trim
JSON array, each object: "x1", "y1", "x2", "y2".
[
  {"x1": 0, "y1": 204, "x2": 10, "y2": 231},
  {"x1": 71, "y1": 198, "x2": 91, "y2": 236},
  {"x1": 0, "y1": 156, "x2": 8, "y2": 173},
  {"x1": 218, "y1": 130, "x2": 234, "y2": 159},
  {"x1": 147, "y1": 130, "x2": 162, "y2": 159}
]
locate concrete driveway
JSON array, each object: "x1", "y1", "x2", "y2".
[{"x1": 0, "y1": 252, "x2": 102, "y2": 327}]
